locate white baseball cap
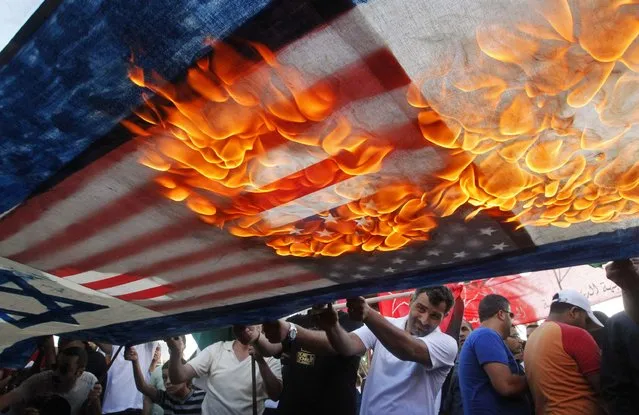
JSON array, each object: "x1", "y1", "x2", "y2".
[{"x1": 551, "y1": 289, "x2": 604, "y2": 327}]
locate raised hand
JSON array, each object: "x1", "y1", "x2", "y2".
[
  {"x1": 164, "y1": 337, "x2": 185, "y2": 355},
  {"x1": 262, "y1": 320, "x2": 289, "y2": 343},
  {"x1": 312, "y1": 304, "x2": 339, "y2": 331},
  {"x1": 248, "y1": 345, "x2": 265, "y2": 363},
  {"x1": 87, "y1": 383, "x2": 102, "y2": 402},
  {"x1": 346, "y1": 297, "x2": 371, "y2": 322},
  {"x1": 124, "y1": 346, "x2": 138, "y2": 362}
]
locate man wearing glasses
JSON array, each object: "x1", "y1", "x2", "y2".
[
  {"x1": 524, "y1": 289, "x2": 605, "y2": 414},
  {"x1": 458, "y1": 294, "x2": 530, "y2": 414}
]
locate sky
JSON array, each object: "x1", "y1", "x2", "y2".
[{"x1": 0, "y1": 0, "x2": 44, "y2": 52}]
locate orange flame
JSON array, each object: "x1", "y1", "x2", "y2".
[
  {"x1": 408, "y1": 0, "x2": 639, "y2": 228},
  {"x1": 127, "y1": 0, "x2": 639, "y2": 258},
  {"x1": 126, "y1": 40, "x2": 438, "y2": 257}
]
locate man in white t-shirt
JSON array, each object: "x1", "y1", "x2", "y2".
[
  {"x1": 167, "y1": 325, "x2": 282, "y2": 415},
  {"x1": 96, "y1": 341, "x2": 159, "y2": 415},
  {"x1": 263, "y1": 286, "x2": 458, "y2": 415},
  {"x1": 0, "y1": 346, "x2": 102, "y2": 415}
]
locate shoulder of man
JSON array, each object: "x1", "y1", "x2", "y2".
[
  {"x1": 20, "y1": 370, "x2": 52, "y2": 388},
  {"x1": 423, "y1": 328, "x2": 458, "y2": 348},
  {"x1": 80, "y1": 371, "x2": 98, "y2": 383}
]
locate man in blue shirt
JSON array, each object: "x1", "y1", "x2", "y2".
[{"x1": 458, "y1": 294, "x2": 530, "y2": 414}]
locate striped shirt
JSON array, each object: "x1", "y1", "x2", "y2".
[{"x1": 154, "y1": 388, "x2": 205, "y2": 415}]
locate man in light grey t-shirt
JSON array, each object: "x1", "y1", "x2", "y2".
[{"x1": 0, "y1": 347, "x2": 102, "y2": 415}]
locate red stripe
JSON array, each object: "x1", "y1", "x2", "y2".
[
  {"x1": 119, "y1": 257, "x2": 291, "y2": 300},
  {"x1": 52, "y1": 217, "x2": 203, "y2": 273},
  {"x1": 150, "y1": 272, "x2": 320, "y2": 312},
  {"x1": 0, "y1": 141, "x2": 140, "y2": 241},
  {"x1": 117, "y1": 285, "x2": 173, "y2": 302},
  {"x1": 83, "y1": 273, "x2": 141, "y2": 291},
  {"x1": 10, "y1": 181, "x2": 162, "y2": 264},
  {"x1": 335, "y1": 48, "x2": 411, "y2": 104},
  {"x1": 79, "y1": 241, "x2": 246, "y2": 290}
]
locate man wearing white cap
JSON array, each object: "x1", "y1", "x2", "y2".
[{"x1": 524, "y1": 289, "x2": 605, "y2": 414}]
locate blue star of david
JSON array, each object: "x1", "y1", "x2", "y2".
[{"x1": 0, "y1": 270, "x2": 108, "y2": 329}]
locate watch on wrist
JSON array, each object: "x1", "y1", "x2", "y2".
[{"x1": 287, "y1": 323, "x2": 298, "y2": 343}]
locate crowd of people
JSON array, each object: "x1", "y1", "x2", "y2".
[{"x1": 0, "y1": 259, "x2": 637, "y2": 415}]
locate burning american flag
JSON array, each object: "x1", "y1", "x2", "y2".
[{"x1": 0, "y1": 0, "x2": 638, "y2": 363}]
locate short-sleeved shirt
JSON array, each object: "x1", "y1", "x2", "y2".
[
  {"x1": 187, "y1": 341, "x2": 282, "y2": 415},
  {"x1": 524, "y1": 321, "x2": 603, "y2": 414},
  {"x1": 458, "y1": 327, "x2": 529, "y2": 415},
  {"x1": 150, "y1": 366, "x2": 165, "y2": 415},
  {"x1": 278, "y1": 312, "x2": 362, "y2": 415},
  {"x1": 354, "y1": 316, "x2": 457, "y2": 415},
  {"x1": 15, "y1": 370, "x2": 97, "y2": 415},
  {"x1": 153, "y1": 388, "x2": 206, "y2": 415},
  {"x1": 102, "y1": 342, "x2": 159, "y2": 414}
]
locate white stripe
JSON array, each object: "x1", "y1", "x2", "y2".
[
  {"x1": 164, "y1": 278, "x2": 336, "y2": 314},
  {"x1": 261, "y1": 145, "x2": 443, "y2": 227},
  {"x1": 0, "y1": 152, "x2": 155, "y2": 258},
  {"x1": 248, "y1": 89, "x2": 415, "y2": 187},
  {"x1": 99, "y1": 277, "x2": 168, "y2": 297},
  {"x1": 145, "y1": 248, "x2": 275, "y2": 282},
  {"x1": 63, "y1": 271, "x2": 122, "y2": 285},
  {"x1": 152, "y1": 265, "x2": 306, "y2": 303}
]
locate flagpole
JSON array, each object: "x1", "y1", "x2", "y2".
[{"x1": 286, "y1": 291, "x2": 415, "y2": 318}]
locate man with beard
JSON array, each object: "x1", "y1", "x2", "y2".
[
  {"x1": 166, "y1": 325, "x2": 282, "y2": 415},
  {"x1": 601, "y1": 259, "x2": 639, "y2": 413},
  {"x1": 458, "y1": 295, "x2": 529, "y2": 414},
  {"x1": 263, "y1": 286, "x2": 458, "y2": 415},
  {"x1": 0, "y1": 347, "x2": 102, "y2": 415},
  {"x1": 124, "y1": 345, "x2": 205, "y2": 415}
]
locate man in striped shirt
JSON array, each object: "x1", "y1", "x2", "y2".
[{"x1": 125, "y1": 346, "x2": 204, "y2": 415}]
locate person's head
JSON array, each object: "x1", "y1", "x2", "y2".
[
  {"x1": 232, "y1": 325, "x2": 262, "y2": 345},
  {"x1": 407, "y1": 286, "x2": 455, "y2": 337},
  {"x1": 57, "y1": 338, "x2": 84, "y2": 351},
  {"x1": 505, "y1": 336, "x2": 524, "y2": 361},
  {"x1": 161, "y1": 360, "x2": 189, "y2": 397},
  {"x1": 53, "y1": 347, "x2": 87, "y2": 390},
  {"x1": 592, "y1": 311, "x2": 609, "y2": 328},
  {"x1": 548, "y1": 289, "x2": 603, "y2": 329},
  {"x1": 459, "y1": 320, "x2": 473, "y2": 348},
  {"x1": 526, "y1": 323, "x2": 538, "y2": 338},
  {"x1": 478, "y1": 294, "x2": 513, "y2": 339}
]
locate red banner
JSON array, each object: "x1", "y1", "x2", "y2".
[{"x1": 378, "y1": 265, "x2": 620, "y2": 326}]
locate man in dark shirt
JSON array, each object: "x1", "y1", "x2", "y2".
[
  {"x1": 277, "y1": 311, "x2": 362, "y2": 415},
  {"x1": 601, "y1": 259, "x2": 639, "y2": 414}
]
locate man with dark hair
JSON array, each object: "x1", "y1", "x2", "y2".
[
  {"x1": 524, "y1": 289, "x2": 604, "y2": 414},
  {"x1": 97, "y1": 341, "x2": 160, "y2": 415},
  {"x1": 167, "y1": 325, "x2": 282, "y2": 415},
  {"x1": 458, "y1": 294, "x2": 529, "y2": 414},
  {"x1": 440, "y1": 320, "x2": 473, "y2": 415},
  {"x1": 263, "y1": 286, "x2": 458, "y2": 415},
  {"x1": 0, "y1": 347, "x2": 102, "y2": 415},
  {"x1": 149, "y1": 335, "x2": 187, "y2": 415},
  {"x1": 601, "y1": 259, "x2": 639, "y2": 413},
  {"x1": 525, "y1": 324, "x2": 538, "y2": 339}
]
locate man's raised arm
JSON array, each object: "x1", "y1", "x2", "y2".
[
  {"x1": 165, "y1": 337, "x2": 196, "y2": 384},
  {"x1": 263, "y1": 305, "x2": 366, "y2": 357}
]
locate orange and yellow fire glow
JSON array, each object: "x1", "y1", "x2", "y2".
[
  {"x1": 408, "y1": 0, "x2": 639, "y2": 228},
  {"x1": 125, "y1": 40, "x2": 438, "y2": 257},
  {"x1": 126, "y1": 0, "x2": 639, "y2": 257}
]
